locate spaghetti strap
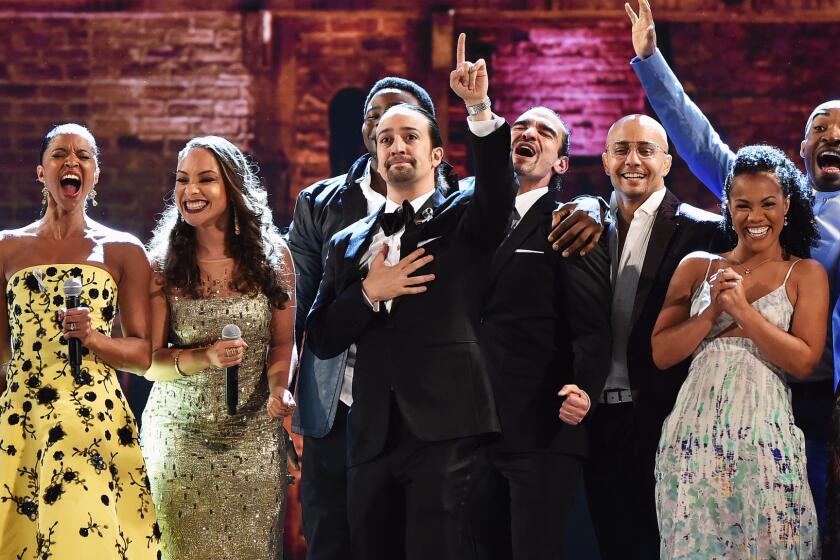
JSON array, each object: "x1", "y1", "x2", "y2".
[
  {"x1": 783, "y1": 259, "x2": 802, "y2": 286},
  {"x1": 703, "y1": 257, "x2": 715, "y2": 282}
]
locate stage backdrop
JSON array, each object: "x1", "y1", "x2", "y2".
[{"x1": 2, "y1": 1, "x2": 840, "y2": 558}]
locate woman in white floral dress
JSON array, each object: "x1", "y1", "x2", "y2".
[{"x1": 651, "y1": 145, "x2": 826, "y2": 559}]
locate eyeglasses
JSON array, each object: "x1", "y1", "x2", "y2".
[{"x1": 606, "y1": 141, "x2": 667, "y2": 159}]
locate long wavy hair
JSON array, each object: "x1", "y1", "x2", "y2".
[
  {"x1": 147, "y1": 136, "x2": 290, "y2": 309},
  {"x1": 721, "y1": 144, "x2": 818, "y2": 259}
]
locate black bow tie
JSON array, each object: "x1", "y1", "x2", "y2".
[{"x1": 379, "y1": 200, "x2": 416, "y2": 236}]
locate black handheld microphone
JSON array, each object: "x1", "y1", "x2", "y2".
[
  {"x1": 221, "y1": 324, "x2": 241, "y2": 415},
  {"x1": 63, "y1": 278, "x2": 83, "y2": 379}
]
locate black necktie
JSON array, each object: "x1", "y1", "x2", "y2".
[
  {"x1": 380, "y1": 200, "x2": 416, "y2": 237},
  {"x1": 505, "y1": 208, "x2": 521, "y2": 237}
]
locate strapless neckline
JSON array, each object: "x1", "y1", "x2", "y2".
[{"x1": 7, "y1": 262, "x2": 118, "y2": 286}]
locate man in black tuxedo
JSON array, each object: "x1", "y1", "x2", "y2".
[
  {"x1": 468, "y1": 103, "x2": 612, "y2": 560},
  {"x1": 582, "y1": 114, "x2": 727, "y2": 559},
  {"x1": 287, "y1": 77, "x2": 456, "y2": 560},
  {"x1": 306, "y1": 35, "x2": 514, "y2": 560}
]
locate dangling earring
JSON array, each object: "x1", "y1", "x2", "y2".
[
  {"x1": 88, "y1": 188, "x2": 98, "y2": 207},
  {"x1": 784, "y1": 215, "x2": 788, "y2": 227},
  {"x1": 41, "y1": 187, "x2": 48, "y2": 206},
  {"x1": 234, "y1": 210, "x2": 241, "y2": 236}
]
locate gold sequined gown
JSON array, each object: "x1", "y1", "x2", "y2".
[
  {"x1": 0, "y1": 264, "x2": 160, "y2": 560},
  {"x1": 140, "y1": 292, "x2": 290, "y2": 560}
]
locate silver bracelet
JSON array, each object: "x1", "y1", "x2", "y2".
[{"x1": 466, "y1": 98, "x2": 491, "y2": 116}]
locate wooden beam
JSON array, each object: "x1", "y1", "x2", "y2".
[{"x1": 454, "y1": 8, "x2": 840, "y2": 24}]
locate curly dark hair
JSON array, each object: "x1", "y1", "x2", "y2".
[
  {"x1": 147, "y1": 136, "x2": 290, "y2": 309},
  {"x1": 721, "y1": 144, "x2": 818, "y2": 259}
]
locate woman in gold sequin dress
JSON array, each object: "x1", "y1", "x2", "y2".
[
  {"x1": 141, "y1": 136, "x2": 296, "y2": 560},
  {"x1": 0, "y1": 123, "x2": 160, "y2": 559}
]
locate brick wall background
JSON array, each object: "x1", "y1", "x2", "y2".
[
  {"x1": 3, "y1": 2, "x2": 840, "y2": 235},
  {"x1": 3, "y1": 1, "x2": 840, "y2": 558}
]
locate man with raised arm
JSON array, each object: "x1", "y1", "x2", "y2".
[
  {"x1": 626, "y1": 0, "x2": 838, "y2": 531},
  {"x1": 304, "y1": 34, "x2": 515, "y2": 560},
  {"x1": 288, "y1": 78, "x2": 457, "y2": 560}
]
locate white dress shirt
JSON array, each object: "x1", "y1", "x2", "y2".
[
  {"x1": 605, "y1": 187, "x2": 667, "y2": 394},
  {"x1": 512, "y1": 187, "x2": 550, "y2": 227},
  {"x1": 361, "y1": 190, "x2": 436, "y2": 313}
]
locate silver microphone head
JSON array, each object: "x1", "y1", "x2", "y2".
[
  {"x1": 63, "y1": 277, "x2": 83, "y2": 297},
  {"x1": 221, "y1": 324, "x2": 241, "y2": 341}
]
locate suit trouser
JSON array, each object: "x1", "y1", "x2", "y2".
[
  {"x1": 300, "y1": 402, "x2": 351, "y2": 560},
  {"x1": 584, "y1": 401, "x2": 659, "y2": 560},
  {"x1": 790, "y1": 378, "x2": 832, "y2": 534},
  {"x1": 347, "y1": 399, "x2": 487, "y2": 560},
  {"x1": 472, "y1": 446, "x2": 582, "y2": 560}
]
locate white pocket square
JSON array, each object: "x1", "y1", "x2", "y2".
[
  {"x1": 515, "y1": 249, "x2": 544, "y2": 254},
  {"x1": 417, "y1": 236, "x2": 443, "y2": 248}
]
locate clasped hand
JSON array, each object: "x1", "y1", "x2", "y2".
[
  {"x1": 362, "y1": 246, "x2": 435, "y2": 304},
  {"x1": 708, "y1": 267, "x2": 748, "y2": 317}
]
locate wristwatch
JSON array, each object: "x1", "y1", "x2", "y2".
[{"x1": 466, "y1": 98, "x2": 491, "y2": 116}]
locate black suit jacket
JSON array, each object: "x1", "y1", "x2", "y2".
[
  {"x1": 306, "y1": 124, "x2": 517, "y2": 466},
  {"x1": 621, "y1": 189, "x2": 727, "y2": 431},
  {"x1": 288, "y1": 154, "x2": 459, "y2": 437},
  {"x1": 479, "y1": 191, "x2": 612, "y2": 457}
]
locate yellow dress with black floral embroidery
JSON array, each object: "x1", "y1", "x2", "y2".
[{"x1": 0, "y1": 264, "x2": 160, "y2": 560}]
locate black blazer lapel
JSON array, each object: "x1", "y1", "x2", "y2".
[
  {"x1": 489, "y1": 192, "x2": 554, "y2": 281},
  {"x1": 400, "y1": 187, "x2": 449, "y2": 256},
  {"x1": 392, "y1": 188, "x2": 450, "y2": 315},
  {"x1": 629, "y1": 189, "x2": 679, "y2": 327}
]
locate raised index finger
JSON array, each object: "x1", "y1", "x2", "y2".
[{"x1": 456, "y1": 32, "x2": 466, "y2": 66}]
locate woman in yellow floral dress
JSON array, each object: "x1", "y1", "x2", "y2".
[{"x1": 0, "y1": 123, "x2": 160, "y2": 559}]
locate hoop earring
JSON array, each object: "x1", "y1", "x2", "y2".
[
  {"x1": 234, "y1": 210, "x2": 241, "y2": 236},
  {"x1": 88, "y1": 188, "x2": 98, "y2": 207},
  {"x1": 41, "y1": 187, "x2": 48, "y2": 206}
]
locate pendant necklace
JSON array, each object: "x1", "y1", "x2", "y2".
[{"x1": 732, "y1": 257, "x2": 775, "y2": 275}]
